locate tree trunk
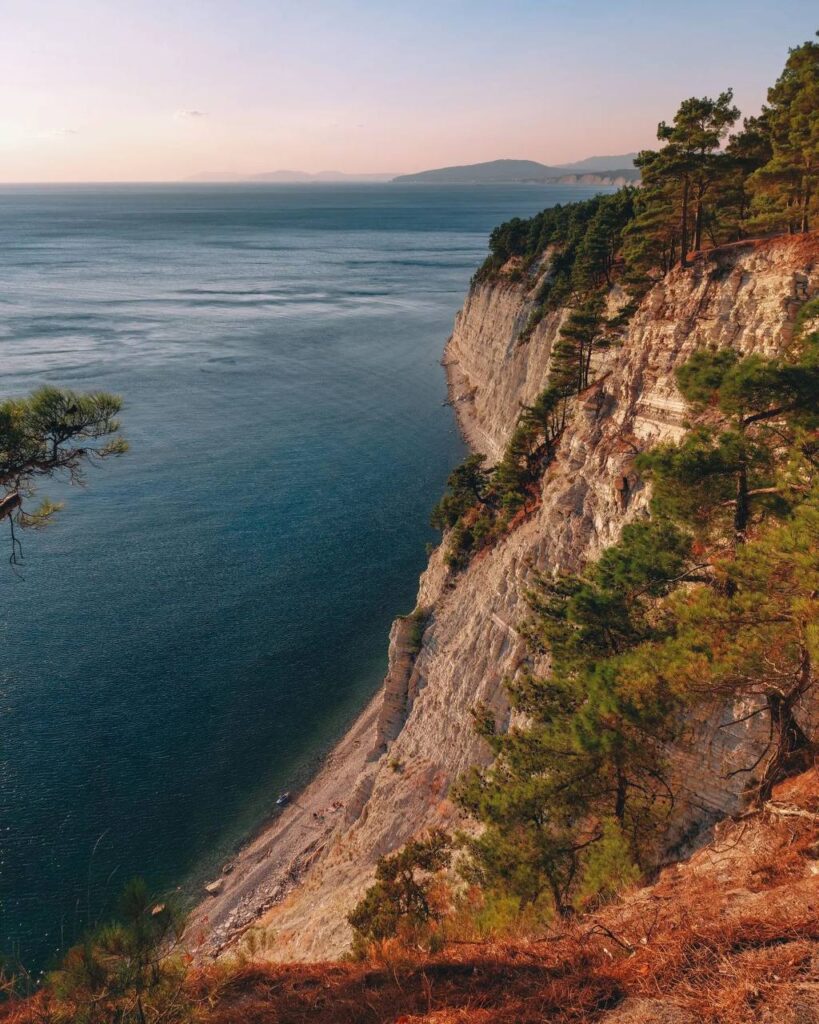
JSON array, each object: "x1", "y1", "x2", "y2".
[
  {"x1": 801, "y1": 179, "x2": 812, "y2": 233},
  {"x1": 758, "y1": 690, "x2": 811, "y2": 803},
  {"x1": 583, "y1": 339, "x2": 594, "y2": 391},
  {"x1": 547, "y1": 874, "x2": 570, "y2": 918},
  {"x1": 680, "y1": 177, "x2": 690, "y2": 267},
  {"x1": 734, "y1": 464, "x2": 749, "y2": 542},
  {"x1": 694, "y1": 198, "x2": 703, "y2": 252},
  {"x1": 614, "y1": 766, "x2": 627, "y2": 823}
]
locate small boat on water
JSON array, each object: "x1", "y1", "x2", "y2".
[{"x1": 276, "y1": 791, "x2": 291, "y2": 807}]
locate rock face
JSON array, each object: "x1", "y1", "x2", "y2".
[
  {"x1": 372, "y1": 615, "x2": 425, "y2": 754},
  {"x1": 444, "y1": 275, "x2": 565, "y2": 458},
  {"x1": 234, "y1": 234, "x2": 819, "y2": 963}
]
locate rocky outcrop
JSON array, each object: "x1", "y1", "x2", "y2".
[
  {"x1": 206, "y1": 233, "x2": 819, "y2": 964},
  {"x1": 372, "y1": 615, "x2": 425, "y2": 754}
]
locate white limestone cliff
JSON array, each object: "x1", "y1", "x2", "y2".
[{"x1": 197, "y1": 233, "x2": 819, "y2": 963}]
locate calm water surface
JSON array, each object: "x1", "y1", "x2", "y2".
[{"x1": 0, "y1": 183, "x2": 611, "y2": 967}]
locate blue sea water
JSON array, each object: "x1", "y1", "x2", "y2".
[{"x1": 0, "y1": 182, "x2": 612, "y2": 969}]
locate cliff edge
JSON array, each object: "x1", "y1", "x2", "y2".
[{"x1": 192, "y1": 232, "x2": 819, "y2": 963}]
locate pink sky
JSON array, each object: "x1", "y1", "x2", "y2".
[{"x1": 2, "y1": 0, "x2": 816, "y2": 182}]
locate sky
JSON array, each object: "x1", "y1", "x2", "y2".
[{"x1": 1, "y1": 0, "x2": 816, "y2": 183}]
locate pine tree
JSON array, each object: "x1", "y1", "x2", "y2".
[
  {"x1": 347, "y1": 830, "x2": 452, "y2": 946},
  {"x1": 50, "y1": 879, "x2": 189, "y2": 1024},
  {"x1": 713, "y1": 114, "x2": 774, "y2": 240},
  {"x1": 455, "y1": 520, "x2": 694, "y2": 914},
  {"x1": 0, "y1": 386, "x2": 127, "y2": 566},
  {"x1": 627, "y1": 498, "x2": 819, "y2": 802},
  {"x1": 638, "y1": 346, "x2": 819, "y2": 544},
  {"x1": 749, "y1": 36, "x2": 819, "y2": 234},
  {"x1": 549, "y1": 294, "x2": 605, "y2": 396},
  {"x1": 624, "y1": 91, "x2": 740, "y2": 274},
  {"x1": 430, "y1": 454, "x2": 490, "y2": 530},
  {"x1": 571, "y1": 191, "x2": 635, "y2": 291},
  {"x1": 622, "y1": 160, "x2": 682, "y2": 279}
]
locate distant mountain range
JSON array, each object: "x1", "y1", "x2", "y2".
[
  {"x1": 392, "y1": 156, "x2": 639, "y2": 185},
  {"x1": 187, "y1": 169, "x2": 398, "y2": 183},
  {"x1": 187, "y1": 155, "x2": 640, "y2": 186}
]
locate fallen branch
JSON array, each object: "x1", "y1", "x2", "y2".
[
  {"x1": 0, "y1": 491, "x2": 21, "y2": 522},
  {"x1": 765, "y1": 801, "x2": 819, "y2": 823},
  {"x1": 584, "y1": 924, "x2": 635, "y2": 954}
]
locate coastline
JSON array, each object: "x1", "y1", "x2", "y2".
[
  {"x1": 189, "y1": 331, "x2": 478, "y2": 961},
  {"x1": 173, "y1": 233, "x2": 819, "y2": 967},
  {"x1": 188, "y1": 688, "x2": 385, "y2": 957}
]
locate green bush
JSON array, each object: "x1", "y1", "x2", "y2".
[{"x1": 347, "y1": 831, "x2": 452, "y2": 953}]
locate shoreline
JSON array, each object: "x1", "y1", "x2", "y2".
[
  {"x1": 188, "y1": 343, "x2": 477, "y2": 961},
  {"x1": 188, "y1": 687, "x2": 385, "y2": 957}
]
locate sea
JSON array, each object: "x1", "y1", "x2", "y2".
[{"x1": 0, "y1": 182, "x2": 612, "y2": 969}]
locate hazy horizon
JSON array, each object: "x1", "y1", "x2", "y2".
[
  {"x1": 0, "y1": 156, "x2": 635, "y2": 187},
  {"x1": 2, "y1": 0, "x2": 817, "y2": 184}
]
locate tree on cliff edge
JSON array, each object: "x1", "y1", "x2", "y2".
[
  {"x1": 625, "y1": 91, "x2": 739, "y2": 274},
  {"x1": 749, "y1": 35, "x2": 819, "y2": 234},
  {"x1": 0, "y1": 386, "x2": 127, "y2": 567}
]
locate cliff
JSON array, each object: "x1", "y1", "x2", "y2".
[
  {"x1": 193, "y1": 232, "x2": 819, "y2": 963},
  {"x1": 550, "y1": 171, "x2": 638, "y2": 186}
]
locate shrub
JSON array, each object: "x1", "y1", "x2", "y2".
[{"x1": 347, "y1": 831, "x2": 452, "y2": 953}]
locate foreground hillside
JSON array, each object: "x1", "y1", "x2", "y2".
[
  {"x1": 201, "y1": 770, "x2": 819, "y2": 1023},
  {"x1": 6, "y1": 768, "x2": 816, "y2": 1023}
]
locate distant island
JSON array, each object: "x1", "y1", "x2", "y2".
[{"x1": 187, "y1": 154, "x2": 640, "y2": 186}]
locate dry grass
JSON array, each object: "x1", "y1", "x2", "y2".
[{"x1": 191, "y1": 952, "x2": 619, "y2": 1024}]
